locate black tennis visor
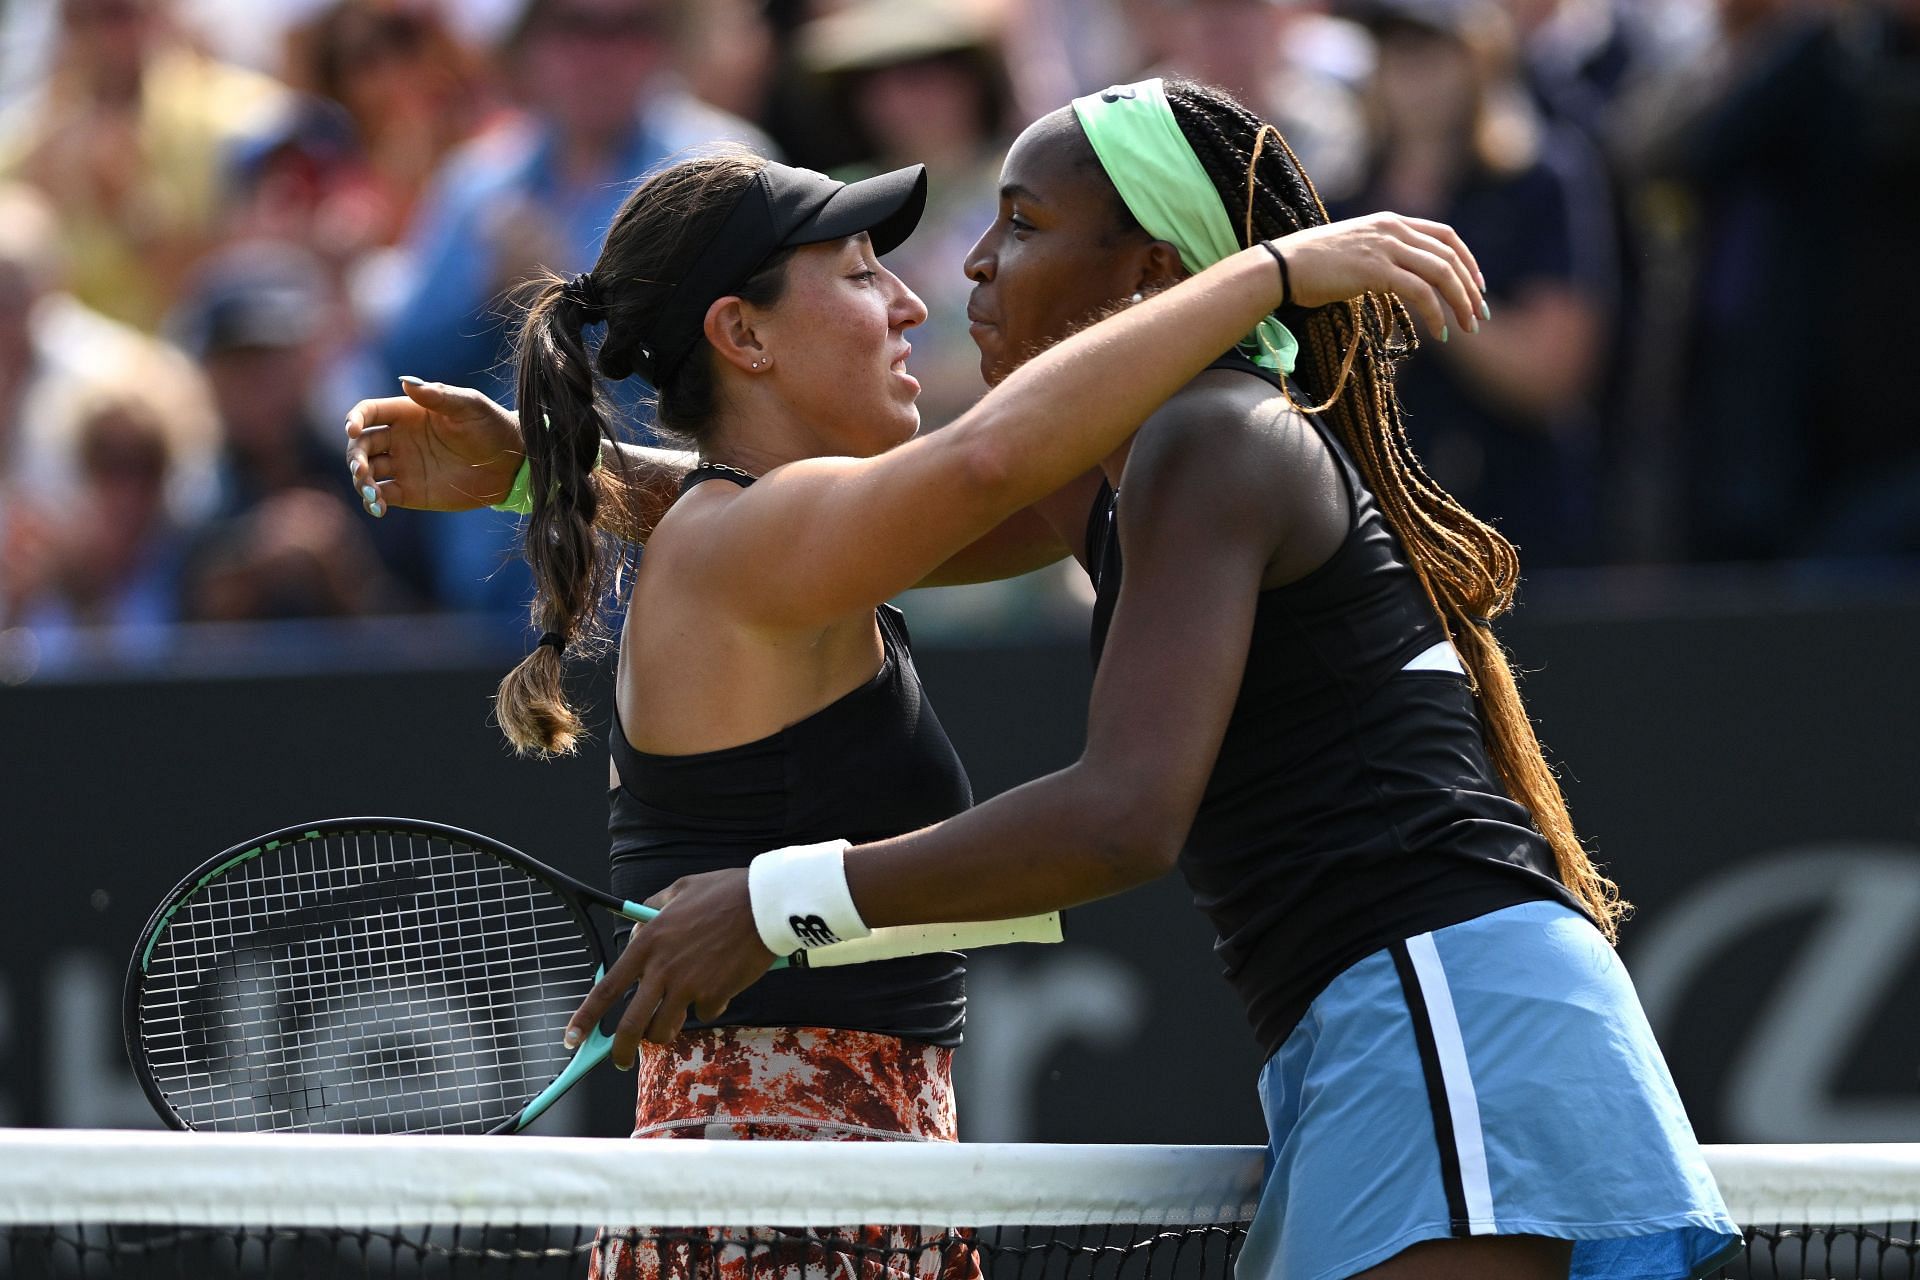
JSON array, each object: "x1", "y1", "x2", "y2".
[{"x1": 635, "y1": 161, "x2": 928, "y2": 383}]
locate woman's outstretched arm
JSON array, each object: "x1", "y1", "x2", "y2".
[{"x1": 675, "y1": 214, "x2": 1484, "y2": 631}]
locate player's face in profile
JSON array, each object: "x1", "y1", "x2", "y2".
[
  {"x1": 749, "y1": 234, "x2": 929, "y2": 455},
  {"x1": 963, "y1": 113, "x2": 1150, "y2": 387}
]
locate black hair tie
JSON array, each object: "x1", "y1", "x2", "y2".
[
  {"x1": 536, "y1": 631, "x2": 567, "y2": 657},
  {"x1": 1259, "y1": 241, "x2": 1293, "y2": 310},
  {"x1": 561, "y1": 272, "x2": 605, "y2": 322}
]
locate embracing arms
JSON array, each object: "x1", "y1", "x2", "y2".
[
  {"x1": 343, "y1": 375, "x2": 1096, "y2": 583},
  {"x1": 567, "y1": 385, "x2": 1309, "y2": 1058},
  {"x1": 345, "y1": 214, "x2": 1484, "y2": 591},
  {"x1": 594, "y1": 215, "x2": 1482, "y2": 628}
]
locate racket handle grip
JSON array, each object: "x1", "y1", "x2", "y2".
[{"x1": 787, "y1": 913, "x2": 1064, "y2": 969}]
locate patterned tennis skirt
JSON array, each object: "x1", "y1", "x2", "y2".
[{"x1": 590, "y1": 1025, "x2": 974, "y2": 1280}]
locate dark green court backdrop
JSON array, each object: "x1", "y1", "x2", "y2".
[{"x1": 3, "y1": 582, "x2": 1917, "y2": 1143}]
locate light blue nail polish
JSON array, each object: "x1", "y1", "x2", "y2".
[
  {"x1": 361, "y1": 485, "x2": 378, "y2": 505},
  {"x1": 1440, "y1": 326, "x2": 1449, "y2": 343},
  {"x1": 369, "y1": 501, "x2": 384, "y2": 518},
  {"x1": 1481, "y1": 299, "x2": 1492, "y2": 321},
  {"x1": 398, "y1": 374, "x2": 425, "y2": 386}
]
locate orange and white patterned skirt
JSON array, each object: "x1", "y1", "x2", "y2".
[{"x1": 590, "y1": 1026, "x2": 976, "y2": 1280}]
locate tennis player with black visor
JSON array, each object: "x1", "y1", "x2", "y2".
[{"x1": 348, "y1": 76, "x2": 1733, "y2": 1280}]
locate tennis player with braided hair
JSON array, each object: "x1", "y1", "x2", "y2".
[
  {"x1": 345, "y1": 137, "x2": 1489, "y2": 1277},
  {"x1": 555, "y1": 82, "x2": 1740, "y2": 1280}
]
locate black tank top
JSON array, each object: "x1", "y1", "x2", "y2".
[
  {"x1": 607, "y1": 465, "x2": 972, "y2": 1046},
  {"x1": 1088, "y1": 356, "x2": 1586, "y2": 1056}
]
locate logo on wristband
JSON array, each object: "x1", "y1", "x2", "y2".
[{"x1": 789, "y1": 914, "x2": 841, "y2": 948}]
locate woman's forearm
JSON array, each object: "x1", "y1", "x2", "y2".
[
  {"x1": 844, "y1": 763, "x2": 1178, "y2": 927},
  {"x1": 945, "y1": 246, "x2": 1286, "y2": 511}
]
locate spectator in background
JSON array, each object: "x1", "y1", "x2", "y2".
[
  {"x1": 171, "y1": 242, "x2": 427, "y2": 616},
  {"x1": 1130, "y1": 0, "x2": 1374, "y2": 201},
  {"x1": 799, "y1": 0, "x2": 1015, "y2": 427},
  {"x1": 8, "y1": 386, "x2": 194, "y2": 652},
  {"x1": 678, "y1": 0, "x2": 778, "y2": 131},
  {"x1": 0, "y1": 182, "x2": 216, "y2": 546},
  {"x1": 220, "y1": 95, "x2": 382, "y2": 269},
  {"x1": 0, "y1": 0, "x2": 290, "y2": 332},
  {"x1": 183, "y1": 487, "x2": 401, "y2": 620},
  {"x1": 1333, "y1": 0, "x2": 1615, "y2": 567},
  {"x1": 1640, "y1": 0, "x2": 1920, "y2": 563},
  {"x1": 175, "y1": 243, "x2": 357, "y2": 518},
  {"x1": 1490, "y1": 0, "x2": 1696, "y2": 564},
  {"x1": 370, "y1": 0, "x2": 769, "y2": 617},
  {"x1": 283, "y1": 0, "x2": 494, "y2": 251},
  {"x1": 715, "y1": 0, "x2": 870, "y2": 173}
]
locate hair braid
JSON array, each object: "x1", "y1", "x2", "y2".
[
  {"x1": 493, "y1": 150, "x2": 794, "y2": 757},
  {"x1": 1164, "y1": 80, "x2": 1626, "y2": 939},
  {"x1": 494, "y1": 281, "x2": 617, "y2": 756}
]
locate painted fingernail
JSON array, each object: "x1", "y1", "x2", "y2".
[
  {"x1": 1481, "y1": 299, "x2": 1492, "y2": 321},
  {"x1": 1439, "y1": 326, "x2": 1449, "y2": 343},
  {"x1": 398, "y1": 374, "x2": 425, "y2": 387},
  {"x1": 563, "y1": 1027, "x2": 582, "y2": 1049},
  {"x1": 1469, "y1": 317, "x2": 1481, "y2": 334},
  {"x1": 369, "y1": 500, "x2": 384, "y2": 518},
  {"x1": 361, "y1": 485, "x2": 378, "y2": 505},
  {"x1": 615, "y1": 1056, "x2": 632, "y2": 1072}
]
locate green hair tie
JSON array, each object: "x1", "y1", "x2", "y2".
[{"x1": 1071, "y1": 78, "x2": 1297, "y2": 376}]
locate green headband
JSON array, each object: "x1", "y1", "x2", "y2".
[{"x1": 1071, "y1": 78, "x2": 1297, "y2": 376}]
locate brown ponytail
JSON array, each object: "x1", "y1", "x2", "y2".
[
  {"x1": 1163, "y1": 80, "x2": 1628, "y2": 939},
  {"x1": 494, "y1": 272, "x2": 607, "y2": 756},
  {"x1": 495, "y1": 147, "x2": 795, "y2": 756}
]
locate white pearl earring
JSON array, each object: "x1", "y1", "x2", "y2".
[{"x1": 1130, "y1": 291, "x2": 1144, "y2": 303}]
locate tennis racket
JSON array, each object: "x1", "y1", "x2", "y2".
[{"x1": 125, "y1": 817, "x2": 1060, "y2": 1136}]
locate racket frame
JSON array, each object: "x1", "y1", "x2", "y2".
[
  {"x1": 124, "y1": 818, "x2": 645, "y2": 1135},
  {"x1": 126, "y1": 816, "x2": 1062, "y2": 1135}
]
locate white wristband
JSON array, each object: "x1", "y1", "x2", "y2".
[{"x1": 747, "y1": 839, "x2": 870, "y2": 955}]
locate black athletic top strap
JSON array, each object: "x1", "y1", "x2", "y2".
[{"x1": 681, "y1": 462, "x2": 760, "y2": 493}]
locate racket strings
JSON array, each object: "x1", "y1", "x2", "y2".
[{"x1": 137, "y1": 830, "x2": 602, "y2": 1135}]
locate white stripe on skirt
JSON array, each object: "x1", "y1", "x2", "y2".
[{"x1": 1406, "y1": 932, "x2": 1498, "y2": 1234}]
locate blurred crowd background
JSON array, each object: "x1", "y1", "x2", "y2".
[{"x1": 0, "y1": 0, "x2": 1914, "y2": 675}]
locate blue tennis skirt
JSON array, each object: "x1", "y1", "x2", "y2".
[{"x1": 1237, "y1": 901, "x2": 1741, "y2": 1280}]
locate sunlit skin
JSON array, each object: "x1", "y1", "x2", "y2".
[
  {"x1": 702, "y1": 234, "x2": 928, "y2": 473},
  {"x1": 963, "y1": 112, "x2": 1185, "y2": 394},
  {"x1": 614, "y1": 230, "x2": 930, "y2": 760}
]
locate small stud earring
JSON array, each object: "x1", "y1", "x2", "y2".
[{"x1": 1130, "y1": 291, "x2": 1144, "y2": 303}]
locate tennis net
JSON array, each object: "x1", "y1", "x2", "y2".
[{"x1": 0, "y1": 1132, "x2": 1915, "y2": 1279}]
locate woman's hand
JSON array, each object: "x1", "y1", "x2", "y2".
[
  {"x1": 1270, "y1": 213, "x2": 1488, "y2": 340},
  {"x1": 343, "y1": 378, "x2": 523, "y2": 517},
  {"x1": 563, "y1": 867, "x2": 778, "y2": 1066}
]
